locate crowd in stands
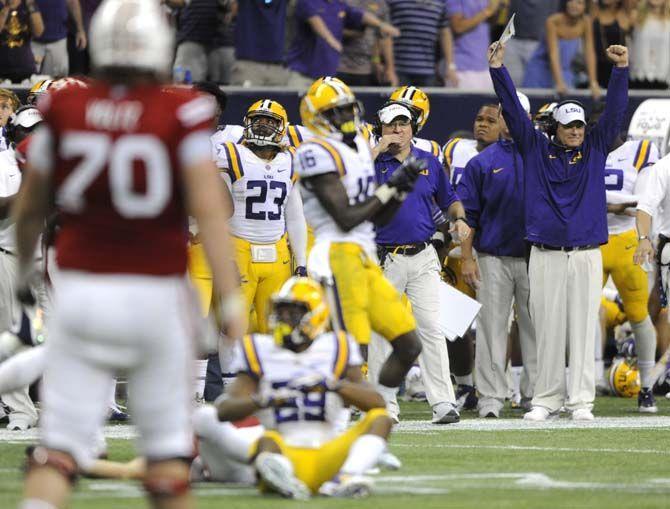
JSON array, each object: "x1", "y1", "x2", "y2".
[{"x1": 0, "y1": 0, "x2": 668, "y2": 92}]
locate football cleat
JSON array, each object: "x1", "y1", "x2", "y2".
[
  {"x1": 255, "y1": 452, "x2": 310, "y2": 500},
  {"x1": 454, "y1": 384, "x2": 478, "y2": 411},
  {"x1": 638, "y1": 388, "x2": 658, "y2": 414},
  {"x1": 431, "y1": 402, "x2": 460, "y2": 424},
  {"x1": 108, "y1": 403, "x2": 129, "y2": 423},
  {"x1": 318, "y1": 474, "x2": 373, "y2": 498},
  {"x1": 377, "y1": 451, "x2": 402, "y2": 471},
  {"x1": 404, "y1": 365, "x2": 427, "y2": 402}
]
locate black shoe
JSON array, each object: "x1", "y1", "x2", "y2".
[
  {"x1": 455, "y1": 384, "x2": 478, "y2": 411},
  {"x1": 638, "y1": 388, "x2": 658, "y2": 414}
]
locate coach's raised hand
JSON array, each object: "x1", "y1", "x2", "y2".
[
  {"x1": 606, "y1": 45, "x2": 628, "y2": 68},
  {"x1": 487, "y1": 41, "x2": 505, "y2": 68}
]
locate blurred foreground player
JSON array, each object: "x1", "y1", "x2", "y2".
[{"x1": 14, "y1": 1, "x2": 242, "y2": 509}]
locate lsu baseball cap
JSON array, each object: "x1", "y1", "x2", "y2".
[
  {"x1": 378, "y1": 103, "x2": 413, "y2": 124},
  {"x1": 12, "y1": 106, "x2": 43, "y2": 129},
  {"x1": 552, "y1": 102, "x2": 586, "y2": 126}
]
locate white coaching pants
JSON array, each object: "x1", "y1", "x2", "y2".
[
  {"x1": 368, "y1": 246, "x2": 455, "y2": 407},
  {"x1": 41, "y1": 271, "x2": 199, "y2": 469},
  {"x1": 475, "y1": 255, "x2": 536, "y2": 412},
  {"x1": 528, "y1": 247, "x2": 602, "y2": 412}
]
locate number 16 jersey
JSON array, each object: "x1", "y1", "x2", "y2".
[
  {"x1": 294, "y1": 134, "x2": 376, "y2": 253},
  {"x1": 216, "y1": 142, "x2": 296, "y2": 244}
]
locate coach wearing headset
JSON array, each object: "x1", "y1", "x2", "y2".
[
  {"x1": 488, "y1": 42, "x2": 629, "y2": 422},
  {"x1": 369, "y1": 101, "x2": 470, "y2": 425}
]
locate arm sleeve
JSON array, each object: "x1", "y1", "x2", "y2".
[
  {"x1": 176, "y1": 94, "x2": 217, "y2": 168},
  {"x1": 490, "y1": 66, "x2": 538, "y2": 154},
  {"x1": 637, "y1": 160, "x2": 669, "y2": 216},
  {"x1": 434, "y1": 158, "x2": 459, "y2": 211},
  {"x1": 346, "y1": 334, "x2": 363, "y2": 366},
  {"x1": 456, "y1": 156, "x2": 483, "y2": 229},
  {"x1": 589, "y1": 67, "x2": 629, "y2": 153},
  {"x1": 285, "y1": 186, "x2": 308, "y2": 267}
]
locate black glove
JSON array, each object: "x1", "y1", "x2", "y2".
[
  {"x1": 294, "y1": 266, "x2": 307, "y2": 277},
  {"x1": 386, "y1": 156, "x2": 426, "y2": 193}
]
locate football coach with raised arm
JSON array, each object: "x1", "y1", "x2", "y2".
[{"x1": 488, "y1": 42, "x2": 630, "y2": 422}]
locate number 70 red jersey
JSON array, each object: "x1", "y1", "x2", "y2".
[{"x1": 30, "y1": 82, "x2": 216, "y2": 275}]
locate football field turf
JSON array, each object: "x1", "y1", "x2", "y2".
[{"x1": 1, "y1": 397, "x2": 669, "y2": 508}]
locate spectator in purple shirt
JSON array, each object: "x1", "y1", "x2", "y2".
[
  {"x1": 32, "y1": 0, "x2": 86, "y2": 77},
  {"x1": 446, "y1": 0, "x2": 499, "y2": 91},
  {"x1": 286, "y1": 0, "x2": 399, "y2": 88}
]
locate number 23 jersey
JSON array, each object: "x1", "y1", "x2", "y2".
[
  {"x1": 216, "y1": 142, "x2": 297, "y2": 244},
  {"x1": 294, "y1": 134, "x2": 376, "y2": 253},
  {"x1": 233, "y1": 331, "x2": 362, "y2": 447}
]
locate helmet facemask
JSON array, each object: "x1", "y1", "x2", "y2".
[
  {"x1": 243, "y1": 112, "x2": 285, "y2": 147},
  {"x1": 270, "y1": 301, "x2": 315, "y2": 352},
  {"x1": 320, "y1": 101, "x2": 363, "y2": 144}
]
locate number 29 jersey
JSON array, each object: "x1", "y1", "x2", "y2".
[
  {"x1": 294, "y1": 134, "x2": 376, "y2": 253},
  {"x1": 215, "y1": 142, "x2": 296, "y2": 244},
  {"x1": 30, "y1": 81, "x2": 216, "y2": 275},
  {"x1": 233, "y1": 331, "x2": 362, "y2": 447}
]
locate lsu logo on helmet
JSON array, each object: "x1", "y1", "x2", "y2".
[{"x1": 608, "y1": 358, "x2": 641, "y2": 398}]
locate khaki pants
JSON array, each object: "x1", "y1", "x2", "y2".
[
  {"x1": 528, "y1": 246, "x2": 602, "y2": 412},
  {"x1": 475, "y1": 255, "x2": 536, "y2": 413}
]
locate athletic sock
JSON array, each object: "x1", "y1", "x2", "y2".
[
  {"x1": 339, "y1": 435, "x2": 386, "y2": 476},
  {"x1": 194, "y1": 359, "x2": 208, "y2": 400},
  {"x1": 631, "y1": 316, "x2": 657, "y2": 389}
]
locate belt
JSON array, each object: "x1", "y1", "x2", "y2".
[
  {"x1": 0, "y1": 246, "x2": 14, "y2": 255},
  {"x1": 379, "y1": 242, "x2": 429, "y2": 256},
  {"x1": 531, "y1": 242, "x2": 599, "y2": 252}
]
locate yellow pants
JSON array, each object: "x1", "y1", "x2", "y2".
[
  {"x1": 328, "y1": 242, "x2": 416, "y2": 345},
  {"x1": 601, "y1": 229, "x2": 649, "y2": 322},
  {"x1": 235, "y1": 235, "x2": 292, "y2": 333},
  {"x1": 187, "y1": 242, "x2": 213, "y2": 317},
  {"x1": 444, "y1": 254, "x2": 476, "y2": 299},
  {"x1": 256, "y1": 408, "x2": 389, "y2": 494}
]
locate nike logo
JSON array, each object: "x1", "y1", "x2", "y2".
[
  {"x1": 277, "y1": 169, "x2": 287, "y2": 172},
  {"x1": 549, "y1": 155, "x2": 558, "y2": 159},
  {"x1": 617, "y1": 157, "x2": 627, "y2": 162},
  {"x1": 492, "y1": 167, "x2": 504, "y2": 174},
  {"x1": 625, "y1": 244, "x2": 635, "y2": 250},
  {"x1": 283, "y1": 260, "x2": 289, "y2": 264},
  {"x1": 419, "y1": 169, "x2": 429, "y2": 176},
  {"x1": 381, "y1": 168, "x2": 389, "y2": 174}
]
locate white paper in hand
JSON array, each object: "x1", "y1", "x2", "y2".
[
  {"x1": 499, "y1": 13, "x2": 516, "y2": 44},
  {"x1": 438, "y1": 282, "x2": 481, "y2": 341}
]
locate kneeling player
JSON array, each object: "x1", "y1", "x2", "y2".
[{"x1": 215, "y1": 277, "x2": 394, "y2": 499}]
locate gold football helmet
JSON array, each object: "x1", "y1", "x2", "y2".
[
  {"x1": 269, "y1": 277, "x2": 330, "y2": 351},
  {"x1": 243, "y1": 99, "x2": 288, "y2": 147},
  {"x1": 300, "y1": 76, "x2": 362, "y2": 142},
  {"x1": 26, "y1": 79, "x2": 55, "y2": 105},
  {"x1": 608, "y1": 358, "x2": 641, "y2": 398},
  {"x1": 389, "y1": 85, "x2": 430, "y2": 133}
]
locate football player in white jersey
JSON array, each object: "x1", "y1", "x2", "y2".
[
  {"x1": 294, "y1": 76, "x2": 423, "y2": 396},
  {"x1": 215, "y1": 277, "x2": 394, "y2": 499},
  {"x1": 216, "y1": 99, "x2": 308, "y2": 333},
  {"x1": 589, "y1": 106, "x2": 660, "y2": 413}
]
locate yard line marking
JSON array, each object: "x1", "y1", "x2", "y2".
[{"x1": 392, "y1": 443, "x2": 670, "y2": 455}]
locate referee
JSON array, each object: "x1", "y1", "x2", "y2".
[
  {"x1": 368, "y1": 102, "x2": 471, "y2": 424},
  {"x1": 489, "y1": 43, "x2": 630, "y2": 421}
]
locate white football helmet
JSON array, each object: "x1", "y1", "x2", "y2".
[{"x1": 89, "y1": 0, "x2": 173, "y2": 75}]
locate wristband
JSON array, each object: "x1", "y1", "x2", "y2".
[
  {"x1": 455, "y1": 217, "x2": 468, "y2": 226},
  {"x1": 638, "y1": 235, "x2": 649, "y2": 241},
  {"x1": 432, "y1": 231, "x2": 445, "y2": 243},
  {"x1": 374, "y1": 183, "x2": 397, "y2": 205}
]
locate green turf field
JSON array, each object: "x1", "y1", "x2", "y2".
[{"x1": 1, "y1": 397, "x2": 669, "y2": 508}]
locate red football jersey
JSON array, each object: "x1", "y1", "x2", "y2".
[
  {"x1": 14, "y1": 136, "x2": 31, "y2": 171},
  {"x1": 31, "y1": 81, "x2": 215, "y2": 275}
]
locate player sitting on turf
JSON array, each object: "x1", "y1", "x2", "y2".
[{"x1": 214, "y1": 276, "x2": 394, "y2": 499}]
